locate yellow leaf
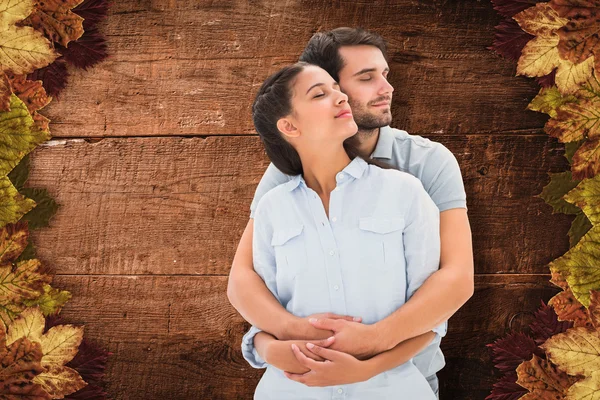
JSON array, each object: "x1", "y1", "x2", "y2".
[
  {"x1": 516, "y1": 353, "x2": 579, "y2": 398},
  {"x1": 514, "y1": 3, "x2": 568, "y2": 37},
  {"x1": 542, "y1": 326, "x2": 600, "y2": 376},
  {"x1": 0, "y1": 258, "x2": 51, "y2": 306},
  {"x1": 548, "y1": 225, "x2": 600, "y2": 307},
  {"x1": 6, "y1": 306, "x2": 44, "y2": 347},
  {"x1": 566, "y1": 370, "x2": 600, "y2": 399},
  {"x1": 0, "y1": 0, "x2": 35, "y2": 28},
  {"x1": 32, "y1": 364, "x2": 87, "y2": 399},
  {"x1": 39, "y1": 324, "x2": 84, "y2": 367},
  {"x1": 545, "y1": 97, "x2": 600, "y2": 143},
  {"x1": 556, "y1": 55, "x2": 596, "y2": 95},
  {"x1": 0, "y1": 175, "x2": 37, "y2": 228},
  {"x1": 517, "y1": 34, "x2": 561, "y2": 77},
  {"x1": 571, "y1": 138, "x2": 600, "y2": 181}
]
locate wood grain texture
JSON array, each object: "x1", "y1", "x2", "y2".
[
  {"x1": 27, "y1": 135, "x2": 570, "y2": 276},
  {"x1": 49, "y1": 274, "x2": 559, "y2": 400},
  {"x1": 41, "y1": 0, "x2": 548, "y2": 137}
]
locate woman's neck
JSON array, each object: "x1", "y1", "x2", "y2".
[{"x1": 299, "y1": 146, "x2": 353, "y2": 196}]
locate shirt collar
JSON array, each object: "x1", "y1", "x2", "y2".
[
  {"x1": 285, "y1": 156, "x2": 368, "y2": 192},
  {"x1": 370, "y1": 126, "x2": 394, "y2": 160}
]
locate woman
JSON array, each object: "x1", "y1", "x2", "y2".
[{"x1": 242, "y1": 61, "x2": 441, "y2": 399}]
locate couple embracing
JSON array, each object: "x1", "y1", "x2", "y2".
[{"x1": 227, "y1": 27, "x2": 474, "y2": 399}]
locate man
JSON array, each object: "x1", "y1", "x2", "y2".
[{"x1": 228, "y1": 27, "x2": 474, "y2": 398}]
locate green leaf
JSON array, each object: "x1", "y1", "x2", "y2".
[
  {"x1": 564, "y1": 173, "x2": 600, "y2": 225},
  {"x1": 565, "y1": 139, "x2": 586, "y2": 165},
  {"x1": 7, "y1": 153, "x2": 30, "y2": 191},
  {"x1": 569, "y1": 211, "x2": 593, "y2": 248},
  {"x1": 528, "y1": 86, "x2": 578, "y2": 118},
  {"x1": 22, "y1": 284, "x2": 71, "y2": 316},
  {"x1": 0, "y1": 176, "x2": 37, "y2": 229},
  {"x1": 536, "y1": 171, "x2": 581, "y2": 215},
  {"x1": 0, "y1": 94, "x2": 50, "y2": 177}
]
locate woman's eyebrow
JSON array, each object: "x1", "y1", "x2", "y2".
[{"x1": 305, "y1": 81, "x2": 340, "y2": 95}]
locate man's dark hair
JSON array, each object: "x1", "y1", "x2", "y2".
[{"x1": 299, "y1": 27, "x2": 388, "y2": 82}]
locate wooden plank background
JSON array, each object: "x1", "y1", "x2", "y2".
[{"x1": 23, "y1": 1, "x2": 569, "y2": 398}]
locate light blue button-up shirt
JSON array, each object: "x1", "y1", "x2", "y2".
[{"x1": 242, "y1": 156, "x2": 443, "y2": 399}]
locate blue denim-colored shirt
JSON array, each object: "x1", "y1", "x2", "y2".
[{"x1": 242, "y1": 156, "x2": 443, "y2": 399}]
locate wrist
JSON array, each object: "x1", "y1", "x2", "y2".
[
  {"x1": 361, "y1": 358, "x2": 379, "y2": 380},
  {"x1": 373, "y1": 320, "x2": 400, "y2": 352},
  {"x1": 277, "y1": 316, "x2": 301, "y2": 340}
]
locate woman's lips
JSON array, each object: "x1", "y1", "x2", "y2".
[{"x1": 335, "y1": 111, "x2": 353, "y2": 118}]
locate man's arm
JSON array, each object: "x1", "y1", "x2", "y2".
[{"x1": 375, "y1": 207, "x2": 474, "y2": 351}]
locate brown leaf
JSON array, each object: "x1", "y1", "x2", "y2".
[
  {"x1": 20, "y1": 0, "x2": 86, "y2": 48},
  {"x1": 6, "y1": 72, "x2": 52, "y2": 114},
  {"x1": 571, "y1": 138, "x2": 600, "y2": 180},
  {"x1": 0, "y1": 72, "x2": 11, "y2": 112},
  {"x1": 548, "y1": 288, "x2": 593, "y2": 328},
  {"x1": 516, "y1": 353, "x2": 579, "y2": 398},
  {"x1": 587, "y1": 290, "x2": 600, "y2": 329},
  {"x1": 552, "y1": 0, "x2": 600, "y2": 65},
  {"x1": 0, "y1": 336, "x2": 50, "y2": 399}
]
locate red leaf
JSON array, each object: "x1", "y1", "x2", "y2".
[
  {"x1": 487, "y1": 17, "x2": 535, "y2": 61},
  {"x1": 26, "y1": 58, "x2": 69, "y2": 99},
  {"x1": 486, "y1": 332, "x2": 545, "y2": 373},
  {"x1": 492, "y1": 0, "x2": 550, "y2": 18},
  {"x1": 73, "y1": 0, "x2": 112, "y2": 30},
  {"x1": 64, "y1": 383, "x2": 108, "y2": 400},
  {"x1": 528, "y1": 299, "x2": 573, "y2": 345},
  {"x1": 57, "y1": 25, "x2": 109, "y2": 71},
  {"x1": 485, "y1": 371, "x2": 529, "y2": 400},
  {"x1": 536, "y1": 68, "x2": 557, "y2": 87}
]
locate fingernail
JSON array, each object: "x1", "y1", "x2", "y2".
[
  {"x1": 306, "y1": 343, "x2": 314, "y2": 349},
  {"x1": 309, "y1": 318, "x2": 317, "y2": 323},
  {"x1": 328, "y1": 336, "x2": 334, "y2": 341},
  {"x1": 353, "y1": 317, "x2": 361, "y2": 321},
  {"x1": 291, "y1": 344, "x2": 297, "y2": 350}
]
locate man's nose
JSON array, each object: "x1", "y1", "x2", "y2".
[{"x1": 379, "y1": 78, "x2": 394, "y2": 94}]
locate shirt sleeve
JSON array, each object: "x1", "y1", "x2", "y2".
[
  {"x1": 421, "y1": 143, "x2": 467, "y2": 212},
  {"x1": 240, "y1": 195, "x2": 280, "y2": 369},
  {"x1": 249, "y1": 163, "x2": 292, "y2": 219},
  {"x1": 403, "y1": 177, "x2": 447, "y2": 339}
]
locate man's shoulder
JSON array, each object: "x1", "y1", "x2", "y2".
[{"x1": 387, "y1": 126, "x2": 444, "y2": 150}]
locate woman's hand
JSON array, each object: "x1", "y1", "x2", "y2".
[
  {"x1": 283, "y1": 340, "x2": 373, "y2": 387},
  {"x1": 265, "y1": 337, "x2": 336, "y2": 374}
]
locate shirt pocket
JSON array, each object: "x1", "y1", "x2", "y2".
[
  {"x1": 271, "y1": 223, "x2": 307, "y2": 287},
  {"x1": 358, "y1": 216, "x2": 405, "y2": 273}
]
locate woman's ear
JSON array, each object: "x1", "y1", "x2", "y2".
[{"x1": 277, "y1": 117, "x2": 300, "y2": 140}]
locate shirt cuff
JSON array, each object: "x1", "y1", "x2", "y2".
[
  {"x1": 432, "y1": 320, "x2": 448, "y2": 338},
  {"x1": 241, "y1": 325, "x2": 268, "y2": 369}
]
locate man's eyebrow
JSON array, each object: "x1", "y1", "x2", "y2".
[
  {"x1": 352, "y1": 67, "x2": 390, "y2": 77},
  {"x1": 305, "y1": 81, "x2": 340, "y2": 95}
]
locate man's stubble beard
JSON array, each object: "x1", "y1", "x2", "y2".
[{"x1": 348, "y1": 98, "x2": 393, "y2": 138}]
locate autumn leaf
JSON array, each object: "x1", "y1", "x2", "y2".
[
  {"x1": 568, "y1": 211, "x2": 592, "y2": 247},
  {"x1": 545, "y1": 97, "x2": 600, "y2": 143},
  {"x1": 57, "y1": 24, "x2": 109, "y2": 71},
  {"x1": 571, "y1": 138, "x2": 600, "y2": 180},
  {"x1": 0, "y1": 175, "x2": 37, "y2": 229},
  {"x1": 22, "y1": 283, "x2": 71, "y2": 316},
  {"x1": 542, "y1": 326, "x2": 600, "y2": 376},
  {"x1": 7, "y1": 72, "x2": 52, "y2": 114},
  {"x1": 20, "y1": 0, "x2": 85, "y2": 48},
  {"x1": 27, "y1": 57, "x2": 69, "y2": 99},
  {"x1": 492, "y1": 0, "x2": 545, "y2": 18},
  {"x1": 549, "y1": 288, "x2": 594, "y2": 328},
  {"x1": 0, "y1": 0, "x2": 60, "y2": 76},
  {"x1": 528, "y1": 85, "x2": 578, "y2": 118},
  {"x1": 0, "y1": 94, "x2": 51, "y2": 178},
  {"x1": 564, "y1": 173, "x2": 600, "y2": 225},
  {"x1": 516, "y1": 353, "x2": 580, "y2": 398},
  {"x1": 488, "y1": 17, "x2": 535, "y2": 61},
  {"x1": 529, "y1": 300, "x2": 573, "y2": 345},
  {"x1": 549, "y1": 224, "x2": 600, "y2": 307},
  {"x1": 537, "y1": 171, "x2": 581, "y2": 215},
  {"x1": 0, "y1": 71, "x2": 10, "y2": 112},
  {"x1": 565, "y1": 139, "x2": 586, "y2": 165},
  {"x1": 0, "y1": 258, "x2": 52, "y2": 321},
  {"x1": 551, "y1": 0, "x2": 600, "y2": 66},
  {"x1": 587, "y1": 290, "x2": 600, "y2": 329},
  {"x1": 513, "y1": 2, "x2": 568, "y2": 37},
  {"x1": 73, "y1": 0, "x2": 110, "y2": 30},
  {"x1": 486, "y1": 332, "x2": 545, "y2": 373},
  {"x1": 485, "y1": 370, "x2": 529, "y2": 400},
  {"x1": 566, "y1": 370, "x2": 600, "y2": 399},
  {"x1": 20, "y1": 187, "x2": 60, "y2": 230},
  {"x1": 0, "y1": 320, "x2": 49, "y2": 399}
]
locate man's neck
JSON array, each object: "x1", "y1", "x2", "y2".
[{"x1": 354, "y1": 127, "x2": 380, "y2": 158}]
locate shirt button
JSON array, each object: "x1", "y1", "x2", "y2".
[
  {"x1": 333, "y1": 187, "x2": 340, "y2": 192},
  {"x1": 337, "y1": 388, "x2": 343, "y2": 393},
  {"x1": 331, "y1": 217, "x2": 337, "y2": 222},
  {"x1": 337, "y1": 173, "x2": 344, "y2": 180},
  {"x1": 334, "y1": 285, "x2": 339, "y2": 290},
  {"x1": 329, "y1": 249, "x2": 336, "y2": 256}
]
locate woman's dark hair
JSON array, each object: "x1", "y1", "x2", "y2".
[
  {"x1": 299, "y1": 27, "x2": 388, "y2": 82},
  {"x1": 251, "y1": 61, "x2": 395, "y2": 176}
]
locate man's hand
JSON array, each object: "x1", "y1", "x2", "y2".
[
  {"x1": 308, "y1": 317, "x2": 381, "y2": 360},
  {"x1": 265, "y1": 337, "x2": 335, "y2": 374},
  {"x1": 286, "y1": 312, "x2": 363, "y2": 341},
  {"x1": 283, "y1": 340, "x2": 372, "y2": 387}
]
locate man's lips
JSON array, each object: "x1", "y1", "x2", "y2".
[{"x1": 371, "y1": 102, "x2": 390, "y2": 107}]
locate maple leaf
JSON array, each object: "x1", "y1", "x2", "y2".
[
  {"x1": 536, "y1": 67, "x2": 557, "y2": 87},
  {"x1": 570, "y1": 138, "x2": 600, "y2": 180},
  {"x1": 542, "y1": 326, "x2": 600, "y2": 376},
  {"x1": 27, "y1": 57, "x2": 69, "y2": 99},
  {"x1": 564, "y1": 172, "x2": 600, "y2": 225},
  {"x1": 6, "y1": 72, "x2": 52, "y2": 114},
  {"x1": 0, "y1": 71, "x2": 10, "y2": 112},
  {"x1": 551, "y1": 0, "x2": 600, "y2": 66},
  {"x1": 7, "y1": 307, "x2": 87, "y2": 398},
  {"x1": 565, "y1": 139, "x2": 586, "y2": 165},
  {"x1": 537, "y1": 171, "x2": 581, "y2": 215},
  {"x1": 548, "y1": 288, "x2": 594, "y2": 327},
  {"x1": 485, "y1": 371, "x2": 529, "y2": 400},
  {"x1": 516, "y1": 353, "x2": 580, "y2": 398},
  {"x1": 492, "y1": 0, "x2": 547, "y2": 18},
  {"x1": 544, "y1": 96, "x2": 600, "y2": 144},
  {"x1": 529, "y1": 300, "x2": 573, "y2": 345},
  {"x1": 566, "y1": 369, "x2": 600, "y2": 398},
  {"x1": 0, "y1": 175, "x2": 38, "y2": 231},
  {"x1": 568, "y1": 210, "x2": 592, "y2": 247},
  {"x1": 488, "y1": 17, "x2": 535, "y2": 61},
  {"x1": 20, "y1": 0, "x2": 85, "y2": 48},
  {"x1": 528, "y1": 85, "x2": 578, "y2": 118},
  {"x1": 20, "y1": 187, "x2": 60, "y2": 230},
  {"x1": 57, "y1": 24, "x2": 109, "y2": 71},
  {"x1": 587, "y1": 290, "x2": 600, "y2": 329},
  {"x1": 549, "y1": 224, "x2": 600, "y2": 307},
  {"x1": 514, "y1": 2, "x2": 569, "y2": 37},
  {"x1": 0, "y1": 322, "x2": 49, "y2": 399},
  {"x1": 486, "y1": 332, "x2": 545, "y2": 373},
  {"x1": 0, "y1": 0, "x2": 60, "y2": 76}
]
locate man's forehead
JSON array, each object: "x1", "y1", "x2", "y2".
[{"x1": 339, "y1": 46, "x2": 388, "y2": 74}]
